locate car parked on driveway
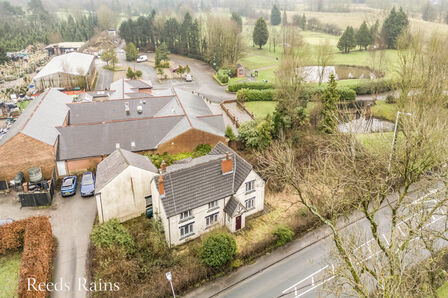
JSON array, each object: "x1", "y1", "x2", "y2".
[
  {"x1": 137, "y1": 55, "x2": 148, "y2": 63},
  {"x1": 80, "y1": 172, "x2": 95, "y2": 197},
  {"x1": 185, "y1": 74, "x2": 193, "y2": 82},
  {"x1": 61, "y1": 176, "x2": 77, "y2": 197}
]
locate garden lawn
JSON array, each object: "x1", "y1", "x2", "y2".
[
  {"x1": 356, "y1": 132, "x2": 394, "y2": 154},
  {"x1": 371, "y1": 101, "x2": 397, "y2": 122},
  {"x1": 245, "y1": 101, "x2": 278, "y2": 119},
  {"x1": 438, "y1": 280, "x2": 448, "y2": 297},
  {"x1": 0, "y1": 252, "x2": 21, "y2": 298},
  {"x1": 18, "y1": 100, "x2": 31, "y2": 111}
]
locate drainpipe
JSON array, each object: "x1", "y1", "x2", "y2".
[{"x1": 168, "y1": 217, "x2": 171, "y2": 248}]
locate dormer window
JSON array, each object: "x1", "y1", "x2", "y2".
[
  {"x1": 180, "y1": 210, "x2": 192, "y2": 220},
  {"x1": 208, "y1": 200, "x2": 218, "y2": 210}
]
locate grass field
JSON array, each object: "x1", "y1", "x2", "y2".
[
  {"x1": 438, "y1": 280, "x2": 448, "y2": 297},
  {"x1": 356, "y1": 132, "x2": 394, "y2": 154},
  {"x1": 371, "y1": 101, "x2": 397, "y2": 122},
  {"x1": 0, "y1": 252, "x2": 21, "y2": 297}
]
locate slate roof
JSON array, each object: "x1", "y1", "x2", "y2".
[
  {"x1": 109, "y1": 79, "x2": 153, "y2": 100},
  {"x1": 224, "y1": 196, "x2": 245, "y2": 216},
  {"x1": 209, "y1": 141, "x2": 253, "y2": 191},
  {"x1": 0, "y1": 89, "x2": 72, "y2": 147},
  {"x1": 95, "y1": 148, "x2": 157, "y2": 192},
  {"x1": 58, "y1": 88, "x2": 225, "y2": 161},
  {"x1": 157, "y1": 143, "x2": 253, "y2": 217},
  {"x1": 34, "y1": 52, "x2": 94, "y2": 80}
]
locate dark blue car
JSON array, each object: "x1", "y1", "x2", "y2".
[
  {"x1": 61, "y1": 176, "x2": 77, "y2": 197},
  {"x1": 80, "y1": 172, "x2": 95, "y2": 197}
]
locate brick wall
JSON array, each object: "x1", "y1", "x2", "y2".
[
  {"x1": 0, "y1": 133, "x2": 55, "y2": 180},
  {"x1": 157, "y1": 129, "x2": 226, "y2": 154}
]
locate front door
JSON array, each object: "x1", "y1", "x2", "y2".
[{"x1": 235, "y1": 215, "x2": 241, "y2": 231}]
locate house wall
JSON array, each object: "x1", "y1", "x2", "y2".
[
  {"x1": 0, "y1": 133, "x2": 55, "y2": 180},
  {"x1": 65, "y1": 156, "x2": 105, "y2": 175},
  {"x1": 157, "y1": 129, "x2": 226, "y2": 154},
  {"x1": 96, "y1": 166, "x2": 156, "y2": 223}
]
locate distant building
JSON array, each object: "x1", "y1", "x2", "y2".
[
  {"x1": 33, "y1": 52, "x2": 96, "y2": 91},
  {"x1": 56, "y1": 88, "x2": 226, "y2": 176},
  {"x1": 0, "y1": 89, "x2": 73, "y2": 180},
  {"x1": 107, "y1": 29, "x2": 117, "y2": 36},
  {"x1": 45, "y1": 42, "x2": 85, "y2": 56},
  {"x1": 237, "y1": 64, "x2": 246, "y2": 78},
  {"x1": 95, "y1": 149, "x2": 158, "y2": 223},
  {"x1": 109, "y1": 79, "x2": 153, "y2": 99},
  {"x1": 152, "y1": 142, "x2": 266, "y2": 246}
]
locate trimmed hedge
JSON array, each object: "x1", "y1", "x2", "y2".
[
  {"x1": 228, "y1": 81, "x2": 274, "y2": 92},
  {"x1": 340, "y1": 79, "x2": 394, "y2": 95},
  {"x1": 237, "y1": 88, "x2": 275, "y2": 101},
  {"x1": 337, "y1": 86, "x2": 357, "y2": 101},
  {"x1": 0, "y1": 216, "x2": 55, "y2": 298}
]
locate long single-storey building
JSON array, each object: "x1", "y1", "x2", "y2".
[
  {"x1": 56, "y1": 88, "x2": 226, "y2": 176},
  {"x1": 33, "y1": 52, "x2": 96, "y2": 91},
  {"x1": 0, "y1": 89, "x2": 72, "y2": 180}
]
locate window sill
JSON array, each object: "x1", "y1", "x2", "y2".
[
  {"x1": 179, "y1": 216, "x2": 194, "y2": 224},
  {"x1": 179, "y1": 232, "x2": 195, "y2": 241},
  {"x1": 205, "y1": 223, "x2": 219, "y2": 230},
  {"x1": 207, "y1": 206, "x2": 220, "y2": 213},
  {"x1": 245, "y1": 189, "x2": 256, "y2": 195},
  {"x1": 246, "y1": 207, "x2": 256, "y2": 211}
]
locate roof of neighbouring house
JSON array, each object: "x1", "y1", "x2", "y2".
[
  {"x1": 45, "y1": 42, "x2": 85, "y2": 49},
  {"x1": 0, "y1": 88, "x2": 73, "y2": 147},
  {"x1": 95, "y1": 148, "x2": 157, "y2": 192},
  {"x1": 109, "y1": 79, "x2": 153, "y2": 100},
  {"x1": 33, "y1": 52, "x2": 94, "y2": 80},
  {"x1": 57, "y1": 88, "x2": 225, "y2": 161},
  {"x1": 156, "y1": 142, "x2": 254, "y2": 217}
]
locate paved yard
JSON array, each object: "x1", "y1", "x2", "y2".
[
  {"x1": 223, "y1": 102, "x2": 254, "y2": 124},
  {"x1": 0, "y1": 189, "x2": 97, "y2": 298}
]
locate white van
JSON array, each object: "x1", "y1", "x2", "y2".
[{"x1": 137, "y1": 55, "x2": 148, "y2": 63}]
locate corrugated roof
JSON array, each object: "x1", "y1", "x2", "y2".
[
  {"x1": 0, "y1": 88, "x2": 72, "y2": 146},
  {"x1": 33, "y1": 52, "x2": 94, "y2": 80},
  {"x1": 95, "y1": 148, "x2": 157, "y2": 192},
  {"x1": 158, "y1": 143, "x2": 253, "y2": 217}
]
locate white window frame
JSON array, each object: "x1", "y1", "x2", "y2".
[
  {"x1": 206, "y1": 213, "x2": 219, "y2": 227},
  {"x1": 180, "y1": 223, "x2": 193, "y2": 237},
  {"x1": 245, "y1": 197, "x2": 255, "y2": 210},
  {"x1": 208, "y1": 200, "x2": 218, "y2": 210},
  {"x1": 180, "y1": 210, "x2": 192, "y2": 220},
  {"x1": 245, "y1": 180, "x2": 255, "y2": 193}
]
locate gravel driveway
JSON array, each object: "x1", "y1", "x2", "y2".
[{"x1": 0, "y1": 190, "x2": 97, "y2": 298}]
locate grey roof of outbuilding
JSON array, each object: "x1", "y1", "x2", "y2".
[
  {"x1": 95, "y1": 148, "x2": 157, "y2": 192},
  {"x1": 209, "y1": 141, "x2": 253, "y2": 191},
  {"x1": 157, "y1": 142, "x2": 253, "y2": 217},
  {"x1": 57, "y1": 115, "x2": 187, "y2": 160},
  {"x1": 58, "y1": 88, "x2": 225, "y2": 161},
  {"x1": 0, "y1": 89, "x2": 72, "y2": 146}
]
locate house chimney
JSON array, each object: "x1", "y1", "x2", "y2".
[
  {"x1": 161, "y1": 160, "x2": 167, "y2": 173},
  {"x1": 221, "y1": 151, "x2": 233, "y2": 174},
  {"x1": 158, "y1": 175, "x2": 165, "y2": 196}
]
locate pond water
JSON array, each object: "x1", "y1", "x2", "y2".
[
  {"x1": 302, "y1": 66, "x2": 382, "y2": 83},
  {"x1": 338, "y1": 116, "x2": 394, "y2": 134}
]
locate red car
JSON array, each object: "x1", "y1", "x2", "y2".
[{"x1": 172, "y1": 65, "x2": 184, "y2": 73}]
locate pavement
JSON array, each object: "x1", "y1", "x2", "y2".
[
  {"x1": 185, "y1": 183, "x2": 444, "y2": 298},
  {"x1": 0, "y1": 188, "x2": 97, "y2": 298}
]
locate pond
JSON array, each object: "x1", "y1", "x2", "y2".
[
  {"x1": 302, "y1": 65, "x2": 382, "y2": 83},
  {"x1": 338, "y1": 116, "x2": 394, "y2": 134}
]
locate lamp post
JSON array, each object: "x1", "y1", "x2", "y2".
[
  {"x1": 388, "y1": 111, "x2": 412, "y2": 171},
  {"x1": 166, "y1": 271, "x2": 176, "y2": 298}
]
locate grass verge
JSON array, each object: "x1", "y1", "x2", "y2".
[
  {"x1": 371, "y1": 101, "x2": 397, "y2": 122},
  {"x1": 0, "y1": 252, "x2": 21, "y2": 297}
]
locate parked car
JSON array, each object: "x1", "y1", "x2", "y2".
[
  {"x1": 61, "y1": 176, "x2": 77, "y2": 197},
  {"x1": 137, "y1": 55, "x2": 148, "y2": 63},
  {"x1": 80, "y1": 172, "x2": 95, "y2": 197},
  {"x1": 0, "y1": 218, "x2": 14, "y2": 226},
  {"x1": 172, "y1": 65, "x2": 184, "y2": 73},
  {"x1": 185, "y1": 74, "x2": 193, "y2": 82}
]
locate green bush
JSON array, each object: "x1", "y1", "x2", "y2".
[
  {"x1": 337, "y1": 86, "x2": 356, "y2": 101},
  {"x1": 158, "y1": 61, "x2": 170, "y2": 68},
  {"x1": 146, "y1": 144, "x2": 211, "y2": 167},
  {"x1": 217, "y1": 69, "x2": 231, "y2": 84},
  {"x1": 341, "y1": 79, "x2": 394, "y2": 95},
  {"x1": 385, "y1": 94, "x2": 396, "y2": 104},
  {"x1": 273, "y1": 225, "x2": 295, "y2": 246},
  {"x1": 225, "y1": 125, "x2": 236, "y2": 141},
  {"x1": 192, "y1": 144, "x2": 212, "y2": 157},
  {"x1": 237, "y1": 88, "x2": 275, "y2": 101},
  {"x1": 90, "y1": 219, "x2": 135, "y2": 253},
  {"x1": 238, "y1": 118, "x2": 274, "y2": 150},
  {"x1": 199, "y1": 233, "x2": 237, "y2": 267},
  {"x1": 228, "y1": 81, "x2": 274, "y2": 92}
]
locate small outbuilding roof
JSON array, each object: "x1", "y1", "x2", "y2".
[
  {"x1": 33, "y1": 52, "x2": 94, "y2": 80},
  {"x1": 95, "y1": 148, "x2": 157, "y2": 192}
]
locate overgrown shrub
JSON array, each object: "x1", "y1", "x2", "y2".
[
  {"x1": 199, "y1": 233, "x2": 237, "y2": 267},
  {"x1": 238, "y1": 118, "x2": 274, "y2": 150},
  {"x1": 90, "y1": 219, "x2": 135, "y2": 254},
  {"x1": 385, "y1": 94, "x2": 396, "y2": 104},
  {"x1": 158, "y1": 61, "x2": 170, "y2": 68},
  {"x1": 217, "y1": 69, "x2": 231, "y2": 84},
  {"x1": 192, "y1": 144, "x2": 213, "y2": 157},
  {"x1": 228, "y1": 81, "x2": 274, "y2": 92},
  {"x1": 237, "y1": 88, "x2": 275, "y2": 101},
  {"x1": 146, "y1": 144, "x2": 212, "y2": 168},
  {"x1": 273, "y1": 225, "x2": 295, "y2": 246}
]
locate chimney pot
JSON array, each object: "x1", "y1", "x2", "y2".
[{"x1": 161, "y1": 160, "x2": 167, "y2": 173}]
